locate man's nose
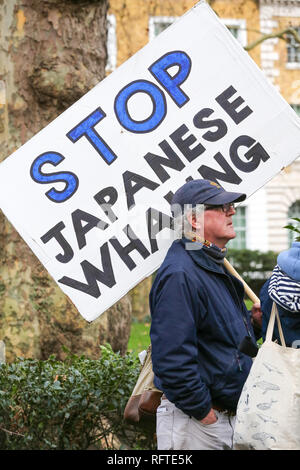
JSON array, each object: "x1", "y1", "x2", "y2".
[{"x1": 227, "y1": 206, "x2": 236, "y2": 215}]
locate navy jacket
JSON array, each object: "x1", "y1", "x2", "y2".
[
  {"x1": 150, "y1": 239, "x2": 254, "y2": 420},
  {"x1": 260, "y1": 279, "x2": 300, "y2": 347}
]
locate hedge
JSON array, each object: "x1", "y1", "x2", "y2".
[
  {"x1": 227, "y1": 248, "x2": 278, "y2": 296},
  {"x1": 0, "y1": 344, "x2": 155, "y2": 450}
]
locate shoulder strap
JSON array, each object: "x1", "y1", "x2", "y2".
[{"x1": 265, "y1": 301, "x2": 286, "y2": 347}]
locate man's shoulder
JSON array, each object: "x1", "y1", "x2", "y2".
[
  {"x1": 152, "y1": 241, "x2": 201, "y2": 291},
  {"x1": 160, "y1": 240, "x2": 194, "y2": 272},
  {"x1": 150, "y1": 242, "x2": 199, "y2": 302}
]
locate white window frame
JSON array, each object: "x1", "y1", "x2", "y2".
[
  {"x1": 148, "y1": 16, "x2": 177, "y2": 42},
  {"x1": 286, "y1": 26, "x2": 300, "y2": 70},
  {"x1": 287, "y1": 63, "x2": 300, "y2": 70},
  {"x1": 221, "y1": 18, "x2": 247, "y2": 48},
  {"x1": 149, "y1": 17, "x2": 247, "y2": 47},
  {"x1": 106, "y1": 14, "x2": 117, "y2": 72}
]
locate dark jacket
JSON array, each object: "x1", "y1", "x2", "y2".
[
  {"x1": 149, "y1": 239, "x2": 254, "y2": 420},
  {"x1": 260, "y1": 279, "x2": 300, "y2": 347}
]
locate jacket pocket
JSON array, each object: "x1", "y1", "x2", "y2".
[{"x1": 214, "y1": 353, "x2": 241, "y2": 392}]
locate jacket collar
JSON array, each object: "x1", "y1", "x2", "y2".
[{"x1": 180, "y1": 238, "x2": 225, "y2": 275}]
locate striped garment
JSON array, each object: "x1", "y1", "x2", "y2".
[{"x1": 268, "y1": 264, "x2": 300, "y2": 313}]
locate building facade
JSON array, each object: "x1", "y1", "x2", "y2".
[{"x1": 107, "y1": 0, "x2": 300, "y2": 252}]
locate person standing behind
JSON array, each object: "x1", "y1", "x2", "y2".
[
  {"x1": 150, "y1": 179, "x2": 261, "y2": 450},
  {"x1": 260, "y1": 242, "x2": 300, "y2": 347}
]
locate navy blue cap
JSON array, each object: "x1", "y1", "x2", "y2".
[{"x1": 171, "y1": 179, "x2": 246, "y2": 212}]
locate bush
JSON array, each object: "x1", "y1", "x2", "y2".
[
  {"x1": 227, "y1": 248, "x2": 278, "y2": 295},
  {"x1": 0, "y1": 345, "x2": 156, "y2": 450}
]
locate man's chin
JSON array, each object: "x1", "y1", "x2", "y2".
[{"x1": 226, "y1": 230, "x2": 236, "y2": 240}]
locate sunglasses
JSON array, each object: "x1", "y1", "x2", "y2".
[{"x1": 204, "y1": 202, "x2": 235, "y2": 213}]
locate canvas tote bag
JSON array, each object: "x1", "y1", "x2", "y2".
[
  {"x1": 123, "y1": 345, "x2": 162, "y2": 426},
  {"x1": 233, "y1": 302, "x2": 300, "y2": 450}
]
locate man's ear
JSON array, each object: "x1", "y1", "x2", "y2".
[
  {"x1": 187, "y1": 210, "x2": 203, "y2": 230},
  {"x1": 186, "y1": 210, "x2": 194, "y2": 228}
]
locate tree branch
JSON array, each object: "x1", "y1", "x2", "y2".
[
  {"x1": 0, "y1": 426, "x2": 25, "y2": 437},
  {"x1": 245, "y1": 27, "x2": 300, "y2": 51}
]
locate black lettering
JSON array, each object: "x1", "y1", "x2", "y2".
[
  {"x1": 230, "y1": 136, "x2": 271, "y2": 172},
  {"x1": 41, "y1": 221, "x2": 74, "y2": 264},
  {"x1": 164, "y1": 176, "x2": 194, "y2": 205},
  {"x1": 193, "y1": 108, "x2": 228, "y2": 142},
  {"x1": 164, "y1": 191, "x2": 174, "y2": 205},
  {"x1": 170, "y1": 124, "x2": 205, "y2": 162},
  {"x1": 58, "y1": 242, "x2": 116, "y2": 298},
  {"x1": 215, "y1": 86, "x2": 253, "y2": 124},
  {"x1": 198, "y1": 152, "x2": 242, "y2": 185},
  {"x1": 146, "y1": 207, "x2": 174, "y2": 253},
  {"x1": 123, "y1": 170, "x2": 159, "y2": 210},
  {"x1": 109, "y1": 225, "x2": 150, "y2": 270},
  {"x1": 94, "y1": 186, "x2": 118, "y2": 223},
  {"x1": 72, "y1": 208, "x2": 108, "y2": 250},
  {"x1": 144, "y1": 140, "x2": 185, "y2": 183}
]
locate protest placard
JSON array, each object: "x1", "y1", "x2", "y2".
[{"x1": 0, "y1": 0, "x2": 300, "y2": 321}]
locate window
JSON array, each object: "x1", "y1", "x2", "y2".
[
  {"x1": 287, "y1": 201, "x2": 300, "y2": 245},
  {"x1": 227, "y1": 26, "x2": 240, "y2": 40},
  {"x1": 149, "y1": 16, "x2": 176, "y2": 41},
  {"x1": 228, "y1": 206, "x2": 247, "y2": 249},
  {"x1": 221, "y1": 19, "x2": 247, "y2": 47},
  {"x1": 287, "y1": 27, "x2": 300, "y2": 65},
  {"x1": 291, "y1": 104, "x2": 300, "y2": 116},
  {"x1": 106, "y1": 14, "x2": 117, "y2": 72}
]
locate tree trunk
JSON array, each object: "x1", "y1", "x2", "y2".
[
  {"x1": 130, "y1": 276, "x2": 152, "y2": 322},
  {"x1": 0, "y1": 0, "x2": 131, "y2": 361}
]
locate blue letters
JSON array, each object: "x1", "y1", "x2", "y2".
[
  {"x1": 31, "y1": 50, "x2": 193, "y2": 203},
  {"x1": 67, "y1": 108, "x2": 117, "y2": 165},
  {"x1": 114, "y1": 80, "x2": 166, "y2": 133},
  {"x1": 149, "y1": 51, "x2": 191, "y2": 108},
  {"x1": 30, "y1": 152, "x2": 79, "y2": 203}
]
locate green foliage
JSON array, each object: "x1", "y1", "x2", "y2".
[
  {"x1": 227, "y1": 248, "x2": 278, "y2": 295},
  {"x1": 284, "y1": 217, "x2": 300, "y2": 242},
  {"x1": 0, "y1": 345, "x2": 155, "y2": 450}
]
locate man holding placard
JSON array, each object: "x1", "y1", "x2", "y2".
[{"x1": 150, "y1": 178, "x2": 262, "y2": 450}]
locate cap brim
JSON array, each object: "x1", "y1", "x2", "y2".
[{"x1": 204, "y1": 191, "x2": 246, "y2": 205}]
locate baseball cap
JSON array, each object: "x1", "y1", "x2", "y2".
[{"x1": 171, "y1": 179, "x2": 246, "y2": 213}]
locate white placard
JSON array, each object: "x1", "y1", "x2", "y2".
[{"x1": 0, "y1": 1, "x2": 300, "y2": 321}]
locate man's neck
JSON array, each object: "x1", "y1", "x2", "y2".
[{"x1": 184, "y1": 231, "x2": 227, "y2": 264}]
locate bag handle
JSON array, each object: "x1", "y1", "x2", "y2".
[{"x1": 265, "y1": 301, "x2": 286, "y2": 347}]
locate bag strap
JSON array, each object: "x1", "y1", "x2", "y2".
[{"x1": 265, "y1": 301, "x2": 286, "y2": 347}]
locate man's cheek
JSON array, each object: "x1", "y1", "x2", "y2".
[{"x1": 230, "y1": 227, "x2": 236, "y2": 238}]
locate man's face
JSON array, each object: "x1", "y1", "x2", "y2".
[{"x1": 203, "y1": 204, "x2": 236, "y2": 248}]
